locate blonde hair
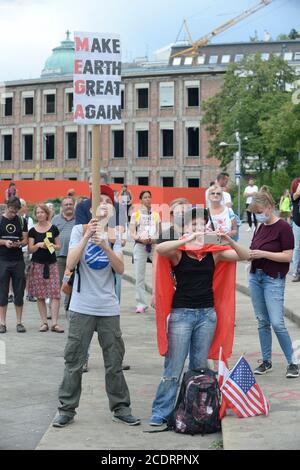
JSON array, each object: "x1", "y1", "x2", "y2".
[
  {"x1": 208, "y1": 184, "x2": 223, "y2": 195},
  {"x1": 34, "y1": 204, "x2": 51, "y2": 221},
  {"x1": 249, "y1": 185, "x2": 275, "y2": 211}
]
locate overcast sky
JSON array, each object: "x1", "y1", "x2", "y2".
[{"x1": 0, "y1": 0, "x2": 299, "y2": 81}]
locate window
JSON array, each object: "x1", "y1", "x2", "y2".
[
  {"x1": 197, "y1": 55, "x2": 205, "y2": 65},
  {"x1": 137, "y1": 130, "x2": 148, "y2": 157},
  {"x1": 261, "y1": 53, "x2": 270, "y2": 61},
  {"x1": 113, "y1": 177, "x2": 124, "y2": 184},
  {"x1": 24, "y1": 97, "x2": 34, "y2": 115},
  {"x1": 66, "y1": 93, "x2": 73, "y2": 113},
  {"x1": 66, "y1": 132, "x2": 77, "y2": 159},
  {"x1": 284, "y1": 52, "x2": 293, "y2": 61},
  {"x1": 4, "y1": 97, "x2": 13, "y2": 116},
  {"x1": 113, "y1": 130, "x2": 124, "y2": 158},
  {"x1": 161, "y1": 129, "x2": 173, "y2": 157},
  {"x1": 221, "y1": 55, "x2": 231, "y2": 64},
  {"x1": 188, "y1": 178, "x2": 200, "y2": 187},
  {"x1": 121, "y1": 89, "x2": 125, "y2": 110},
  {"x1": 137, "y1": 176, "x2": 149, "y2": 186},
  {"x1": 162, "y1": 177, "x2": 174, "y2": 187},
  {"x1": 45, "y1": 94, "x2": 56, "y2": 113},
  {"x1": 137, "y1": 88, "x2": 148, "y2": 109},
  {"x1": 187, "y1": 87, "x2": 199, "y2": 107},
  {"x1": 23, "y1": 134, "x2": 33, "y2": 161},
  {"x1": 2, "y1": 135, "x2": 12, "y2": 161},
  {"x1": 184, "y1": 57, "x2": 193, "y2": 65},
  {"x1": 173, "y1": 58, "x2": 181, "y2": 66},
  {"x1": 44, "y1": 134, "x2": 55, "y2": 160},
  {"x1": 209, "y1": 55, "x2": 218, "y2": 64},
  {"x1": 235, "y1": 54, "x2": 244, "y2": 63},
  {"x1": 187, "y1": 127, "x2": 199, "y2": 157},
  {"x1": 160, "y1": 82, "x2": 174, "y2": 107},
  {"x1": 294, "y1": 52, "x2": 300, "y2": 61}
]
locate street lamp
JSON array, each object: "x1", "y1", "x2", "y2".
[{"x1": 219, "y1": 132, "x2": 242, "y2": 219}]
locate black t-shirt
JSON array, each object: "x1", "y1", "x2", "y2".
[
  {"x1": 0, "y1": 215, "x2": 28, "y2": 261},
  {"x1": 172, "y1": 251, "x2": 215, "y2": 309},
  {"x1": 292, "y1": 195, "x2": 300, "y2": 227},
  {"x1": 29, "y1": 225, "x2": 59, "y2": 264}
]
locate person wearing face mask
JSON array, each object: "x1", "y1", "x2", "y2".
[
  {"x1": 248, "y1": 186, "x2": 299, "y2": 379},
  {"x1": 149, "y1": 207, "x2": 250, "y2": 426}
]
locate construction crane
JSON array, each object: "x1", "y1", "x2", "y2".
[{"x1": 171, "y1": 0, "x2": 273, "y2": 58}]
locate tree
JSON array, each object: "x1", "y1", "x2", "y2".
[
  {"x1": 277, "y1": 28, "x2": 300, "y2": 40},
  {"x1": 202, "y1": 54, "x2": 298, "y2": 184}
]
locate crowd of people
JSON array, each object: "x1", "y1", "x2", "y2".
[{"x1": 0, "y1": 174, "x2": 300, "y2": 429}]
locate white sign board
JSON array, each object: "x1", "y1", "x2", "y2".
[{"x1": 74, "y1": 31, "x2": 122, "y2": 124}]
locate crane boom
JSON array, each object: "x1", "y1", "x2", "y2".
[{"x1": 171, "y1": 0, "x2": 272, "y2": 58}]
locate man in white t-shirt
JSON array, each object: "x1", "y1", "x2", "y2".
[
  {"x1": 205, "y1": 172, "x2": 232, "y2": 208},
  {"x1": 243, "y1": 178, "x2": 258, "y2": 231}
]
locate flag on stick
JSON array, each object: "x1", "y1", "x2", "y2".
[
  {"x1": 218, "y1": 346, "x2": 230, "y2": 419},
  {"x1": 221, "y1": 356, "x2": 270, "y2": 418}
]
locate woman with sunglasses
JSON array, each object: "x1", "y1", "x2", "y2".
[{"x1": 206, "y1": 185, "x2": 237, "y2": 239}]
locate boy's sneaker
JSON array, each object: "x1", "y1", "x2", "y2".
[
  {"x1": 254, "y1": 360, "x2": 273, "y2": 375},
  {"x1": 8, "y1": 294, "x2": 14, "y2": 303},
  {"x1": 52, "y1": 414, "x2": 74, "y2": 428},
  {"x1": 286, "y1": 364, "x2": 299, "y2": 378},
  {"x1": 0, "y1": 324, "x2": 7, "y2": 334},
  {"x1": 112, "y1": 414, "x2": 141, "y2": 426},
  {"x1": 149, "y1": 416, "x2": 167, "y2": 426}
]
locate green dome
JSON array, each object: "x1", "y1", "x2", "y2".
[{"x1": 41, "y1": 31, "x2": 74, "y2": 78}]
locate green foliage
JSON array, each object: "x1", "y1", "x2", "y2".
[
  {"x1": 277, "y1": 29, "x2": 300, "y2": 40},
  {"x1": 202, "y1": 54, "x2": 299, "y2": 182},
  {"x1": 209, "y1": 439, "x2": 223, "y2": 450}
]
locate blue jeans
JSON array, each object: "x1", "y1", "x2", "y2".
[
  {"x1": 249, "y1": 270, "x2": 296, "y2": 364},
  {"x1": 292, "y1": 222, "x2": 300, "y2": 273},
  {"x1": 151, "y1": 307, "x2": 217, "y2": 421}
]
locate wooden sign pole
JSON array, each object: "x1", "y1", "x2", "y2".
[{"x1": 91, "y1": 124, "x2": 101, "y2": 218}]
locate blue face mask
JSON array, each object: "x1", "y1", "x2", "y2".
[{"x1": 255, "y1": 213, "x2": 269, "y2": 224}]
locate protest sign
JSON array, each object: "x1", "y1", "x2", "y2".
[{"x1": 74, "y1": 31, "x2": 122, "y2": 124}]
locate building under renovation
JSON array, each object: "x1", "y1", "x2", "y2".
[{"x1": 1, "y1": 29, "x2": 300, "y2": 187}]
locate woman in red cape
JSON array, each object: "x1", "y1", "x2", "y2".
[{"x1": 150, "y1": 208, "x2": 249, "y2": 426}]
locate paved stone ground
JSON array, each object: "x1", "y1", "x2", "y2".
[{"x1": 1, "y1": 224, "x2": 300, "y2": 450}]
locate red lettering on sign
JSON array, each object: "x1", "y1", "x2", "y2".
[
  {"x1": 74, "y1": 60, "x2": 83, "y2": 74},
  {"x1": 75, "y1": 37, "x2": 89, "y2": 52},
  {"x1": 74, "y1": 80, "x2": 85, "y2": 94},
  {"x1": 74, "y1": 104, "x2": 84, "y2": 119}
]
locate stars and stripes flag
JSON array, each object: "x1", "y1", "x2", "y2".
[
  {"x1": 218, "y1": 346, "x2": 230, "y2": 419},
  {"x1": 221, "y1": 356, "x2": 270, "y2": 418}
]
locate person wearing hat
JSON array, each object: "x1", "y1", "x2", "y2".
[{"x1": 52, "y1": 192, "x2": 140, "y2": 427}]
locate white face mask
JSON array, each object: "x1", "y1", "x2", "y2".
[{"x1": 255, "y1": 213, "x2": 270, "y2": 224}]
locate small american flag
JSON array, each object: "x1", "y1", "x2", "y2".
[{"x1": 221, "y1": 356, "x2": 270, "y2": 418}]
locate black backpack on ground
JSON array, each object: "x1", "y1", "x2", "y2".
[{"x1": 167, "y1": 368, "x2": 221, "y2": 435}]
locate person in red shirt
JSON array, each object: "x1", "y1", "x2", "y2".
[{"x1": 248, "y1": 186, "x2": 299, "y2": 379}]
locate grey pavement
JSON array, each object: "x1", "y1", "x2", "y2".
[{"x1": 1, "y1": 223, "x2": 300, "y2": 450}]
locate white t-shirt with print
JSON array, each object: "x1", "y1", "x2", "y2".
[
  {"x1": 69, "y1": 225, "x2": 122, "y2": 317},
  {"x1": 207, "y1": 207, "x2": 235, "y2": 234}
]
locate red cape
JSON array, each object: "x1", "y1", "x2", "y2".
[{"x1": 155, "y1": 243, "x2": 236, "y2": 360}]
